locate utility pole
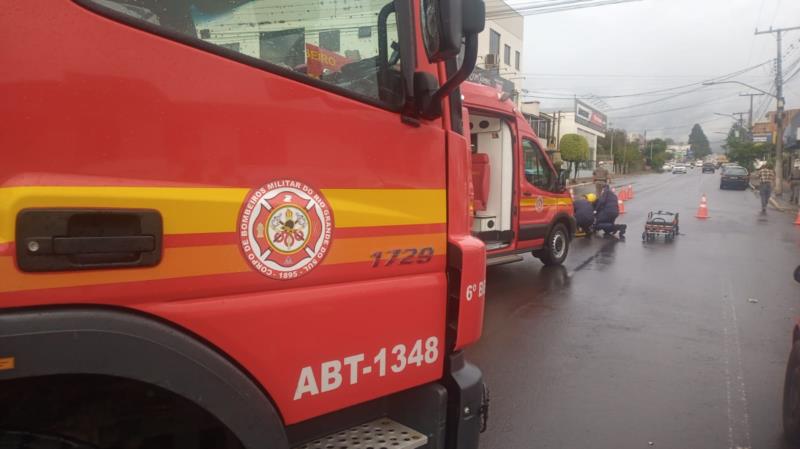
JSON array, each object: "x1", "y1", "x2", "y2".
[
  {"x1": 555, "y1": 111, "x2": 562, "y2": 151},
  {"x1": 609, "y1": 124, "x2": 615, "y2": 173},
  {"x1": 739, "y1": 92, "x2": 765, "y2": 139},
  {"x1": 755, "y1": 25, "x2": 800, "y2": 195}
]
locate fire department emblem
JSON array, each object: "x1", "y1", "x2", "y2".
[
  {"x1": 239, "y1": 180, "x2": 333, "y2": 280},
  {"x1": 535, "y1": 196, "x2": 545, "y2": 212}
]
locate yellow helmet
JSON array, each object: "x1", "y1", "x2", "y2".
[{"x1": 585, "y1": 193, "x2": 597, "y2": 203}]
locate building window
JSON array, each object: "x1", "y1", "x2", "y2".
[
  {"x1": 515, "y1": 51, "x2": 520, "y2": 70},
  {"x1": 260, "y1": 28, "x2": 305, "y2": 68},
  {"x1": 220, "y1": 42, "x2": 240, "y2": 52},
  {"x1": 358, "y1": 26, "x2": 372, "y2": 38},
  {"x1": 504, "y1": 44, "x2": 511, "y2": 65},
  {"x1": 489, "y1": 29, "x2": 500, "y2": 60},
  {"x1": 319, "y1": 29, "x2": 340, "y2": 52}
]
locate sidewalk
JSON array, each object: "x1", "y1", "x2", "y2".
[{"x1": 748, "y1": 178, "x2": 797, "y2": 212}]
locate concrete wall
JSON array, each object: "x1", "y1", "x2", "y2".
[{"x1": 476, "y1": 1, "x2": 524, "y2": 92}]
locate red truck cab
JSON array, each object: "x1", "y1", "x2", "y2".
[
  {"x1": 0, "y1": 1, "x2": 488, "y2": 448},
  {"x1": 462, "y1": 82, "x2": 575, "y2": 266}
]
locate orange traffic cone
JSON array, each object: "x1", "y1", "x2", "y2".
[
  {"x1": 621, "y1": 186, "x2": 630, "y2": 201},
  {"x1": 695, "y1": 194, "x2": 709, "y2": 219},
  {"x1": 794, "y1": 209, "x2": 800, "y2": 225},
  {"x1": 618, "y1": 198, "x2": 626, "y2": 214}
]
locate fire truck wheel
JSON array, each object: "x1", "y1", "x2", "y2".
[
  {"x1": 536, "y1": 223, "x2": 569, "y2": 266},
  {"x1": 784, "y1": 340, "x2": 800, "y2": 445}
]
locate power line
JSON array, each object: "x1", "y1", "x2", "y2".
[
  {"x1": 485, "y1": 0, "x2": 641, "y2": 19},
  {"x1": 611, "y1": 94, "x2": 742, "y2": 119},
  {"x1": 519, "y1": 60, "x2": 772, "y2": 101}
]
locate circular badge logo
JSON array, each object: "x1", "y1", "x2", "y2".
[
  {"x1": 239, "y1": 180, "x2": 333, "y2": 280},
  {"x1": 535, "y1": 196, "x2": 545, "y2": 212}
]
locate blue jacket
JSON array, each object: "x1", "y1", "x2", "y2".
[
  {"x1": 573, "y1": 199, "x2": 594, "y2": 227},
  {"x1": 595, "y1": 188, "x2": 619, "y2": 223}
]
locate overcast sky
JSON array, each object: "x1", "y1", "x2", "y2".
[{"x1": 512, "y1": 0, "x2": 800, "y2": 149}]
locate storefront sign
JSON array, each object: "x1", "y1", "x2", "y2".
[
  {"x1": 753, "y1": 133, "x2": 772, "y2": 143},
  {"x1": 575, "y1": 100, "x2": 607, "y2": 133}
]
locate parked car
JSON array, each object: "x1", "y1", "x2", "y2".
[
  {"x1": 662, "y1": 163, "x2": 673, "y2": 172},
  {"x1": 672, "y1": 164, "x2": 687, "y2": 174},
  {"x1": 719, "y1": 166, "x2": 749, "y2": 190},
  {"x1": 702, "y1": 163, "x2": 715, "y2": 173},
  {"x1": 695, "y1": 161, "x2": 704, "y2": 168}
]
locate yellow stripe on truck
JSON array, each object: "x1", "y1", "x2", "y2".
[
  {"x1": 0, "y1": 187, "x2": 446, "y2": 244},
  {"x1": 519, "y1": 197, "x2": 572, "y2": 208}
]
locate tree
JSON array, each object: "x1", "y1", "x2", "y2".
[
  {"x1": 597, "y1": 128, "x2": 626, "y2": 158},
  {"x1": 651, "y1": 152, "x2": 667, "y2": 172},
  {"x1": 724, "y1": 126, "x2": 772, "y2": 172},
  {"x1": 688, "y1": 124, "x2": 711, "y2": 159},
  {"x1": 559, "y1": 134, "x2": 589, "y2": 180},
  {"x1": 645, "y1": 138, "x2": 668, "y2": 167},
  {"x1": 613, "y1": 142, "x2": 643, "y2": 174}
]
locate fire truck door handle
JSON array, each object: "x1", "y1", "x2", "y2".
[{"x1": 16, "y1": 209, "x2": 163, "y2": 272}]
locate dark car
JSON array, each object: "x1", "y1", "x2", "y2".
[
  {"x1": 720, "y1": 165, "x2": 749, "y2": 190},
  {"x1": 702, "y1": 163, "x2": 715, "y2": 173}
]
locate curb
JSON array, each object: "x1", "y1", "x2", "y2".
[{"x1": 750, "y1": 181, "x2": 790, "y2": 212}]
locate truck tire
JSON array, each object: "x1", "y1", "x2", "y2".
[
  {"x1": 784, "y1": 340, "x2": 800, "y2": 445},
  {"x1": 536, "y1": 223, "x2": 569, "y2": 266}
]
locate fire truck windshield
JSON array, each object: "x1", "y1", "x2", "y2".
[{"x1": 85, "y1": 0, "x2": 405, "y2": 105}]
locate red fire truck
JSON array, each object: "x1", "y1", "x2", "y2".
[
  {"x1": 0, "y1": 1, "x2": 488, "y2": 448},
  {"x1": 463, "y1": 82, "x2": 575, "y2": 267}
]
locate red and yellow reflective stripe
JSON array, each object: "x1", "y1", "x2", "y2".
[
  {"x1": 519, "y1": 197, "x2": 572, "y2": 208},
  {"x1": 0, "y1": 186, "x2": 447, "y2": 243},
  {"x1": 0, "y1": 186, "x2": 446, "y2": 294}
]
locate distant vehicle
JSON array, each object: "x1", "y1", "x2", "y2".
[
  {"x1": 702, "y1": 163, "x2": 715, "y2": 174},
  {"x1": 672, "y1": 164, "x2": 687, "y2": 174},
  {"x1": 720, "y1": 164, "x2": 741, "y2": 175},
  {"x1": 720, "y1": 166, "x2": 749, "y2": 190},
  {"x1": 662, "y1": 163, "x2": 673, "y2": 171},
  {"x1": 695, "y1": 161, "x2": 704, "y2": 168}
]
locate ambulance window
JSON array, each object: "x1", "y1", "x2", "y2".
[
  {"x1": 522, "y1": 139, "x2": 554, "y2": 191},
  {"x1": 80, "y1": 0, "x2": 405, "y2": 107}
]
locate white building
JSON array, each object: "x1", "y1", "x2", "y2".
[
  {"x1": 553, "y1": 112, "x2": 606, "y2": 168},
  {"x1": 667, "y1": 144, "x2": 690, "y2": 159},
  {"x1": 473, "y1": 0, "x2": 524, "y2": 93},
  {"x1": 628, "y1": 133, "x2": 644, "y2": 144}
]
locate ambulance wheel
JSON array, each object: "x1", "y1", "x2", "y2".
[
  {"x1": 536, "y1": 223, "x2": 569, "y2": 266},
  {"x1": 784, "y1": 340, "x2": 800, "y2": 445}
]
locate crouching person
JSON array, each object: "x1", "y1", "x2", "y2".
[
  {"x1": 594, "y1": 186, "x2": 627, "y2": 238},
  {"x1": 573, "y1": 193, "x2": 597, "y2": 236}
]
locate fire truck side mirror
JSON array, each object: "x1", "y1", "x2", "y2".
[
  {"x1": 417, "y1": 0, "x2": 485, "y2": 119},
  {"x1": 558, "y1": 170, "x2": 570, "y2": 192},
  {"x1": 794, "y1": 265, "x2": 800, "y2": 284},
  {"x1": 421, "y1": 0, "x2": 485, "y2": 62}
]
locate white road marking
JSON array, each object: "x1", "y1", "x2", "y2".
[{"x1": 721, "y1": 276, "x2": 752, "y2": 449}]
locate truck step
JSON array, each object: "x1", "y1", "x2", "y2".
[
  {"x1": 293, "y1": 418, "x2": 428, "y2": 449},
  {"x1": 486, "y1": 254, "x2": 524, "y2": 267}
]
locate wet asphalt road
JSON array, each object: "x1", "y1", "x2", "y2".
[{"x1": 468, "y1": 168, "x2": 800, "y2": 449}]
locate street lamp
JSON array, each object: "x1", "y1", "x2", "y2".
[{"x1": 703, "y1": 80, "x2": 786, "y2": 195}]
